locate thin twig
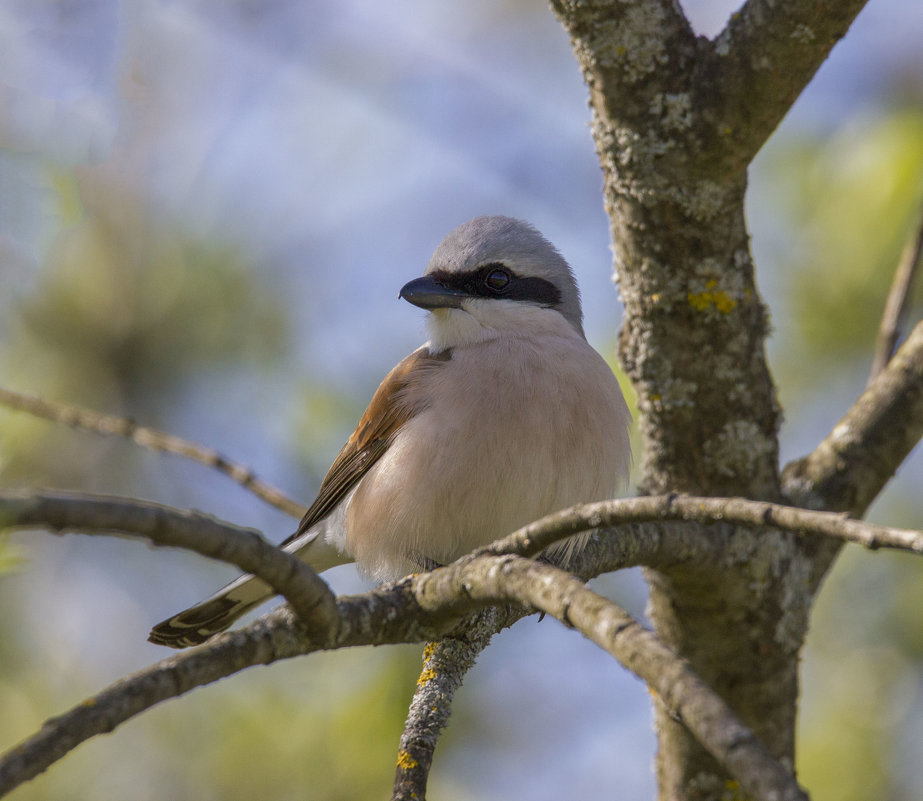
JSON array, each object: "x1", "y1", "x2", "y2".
[
  {"x1": 0, "y1": 387, "x2": 306, "y2": 518},
  {"x1": 869, "y1": 209, "x2": 923, "y2": 383}
]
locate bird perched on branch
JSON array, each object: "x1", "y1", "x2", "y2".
[{"x1": 150, "y1": 216, "x2": 631, "y2": 648}]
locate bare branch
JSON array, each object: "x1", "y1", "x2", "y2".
[
  {"x1": 0, "y1": 611, "x2": 313, "y2": 796},
  {"x1": 485, "y1": 494, "x2": 923, "y2": 560},
  {"x1": 392, "y1": 636, "x2": 492, "y2": 801},
  {"x1": 419, "y1": 557, "x2": 808, "y2": 801},
  {"x1": 5, "y1": 551, "x2": 806, "y2": 801},
  {"x1": 869, "y1": 210, "x2": 923, "y2": 382},
  {"x1": 0, "y1": 387, "x2": 306, "y2": 518},
  {"x1": 5, "y1": 488, "x2": 917, "y2": 796},
  {"x1": 706, "y1": 0, "x2": 870, "y2": 168},
  {"x1": 783, "y1": 320, "x2": 923, "y2": 517},
  {"x1": 0, "y1": 491, "x2": 337, "y2": 636},
  {"x1": 0, "y1": 520, "x2": 703, "y2": 797},
  {"x1": 0, "y1": 584, "x2": 517, "y2": 797}
]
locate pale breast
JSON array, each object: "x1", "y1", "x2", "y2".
[{"x1": 346, "y1": 331, "x2": 631, "y2": 581}]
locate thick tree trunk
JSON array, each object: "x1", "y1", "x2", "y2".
[{"x1": 550, "y1": 0, "x2": 870, "y2": 796}]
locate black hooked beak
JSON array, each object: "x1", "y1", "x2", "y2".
[{"x1": 399, "y1": 276, "x2": 467, "y2": 310}]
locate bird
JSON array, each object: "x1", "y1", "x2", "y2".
[{"x1": 149, "y1": 216, "x2": 631, "y2": 648}]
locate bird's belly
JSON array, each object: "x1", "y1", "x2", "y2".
[{"x1": 345, "y1": 364, "x2": 625, "y2": 581}]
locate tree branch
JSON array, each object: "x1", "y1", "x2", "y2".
[
  {"x1": 2, "y1": 552, "x2": 807, "y2": 801},
  {"x1": 0, "y1": 610, "x2": 315, "y2": 796},
  {"x1": 706, "y1": 0, "x2": 870, "y2": 168},
  {"x1": 0, "y1": 387, "x2": 306, "y2": 518},
  {"x1": 869, "y1": 209, "x2": 923, "y2": 383},
  {"x1": 5, "y1": 488, "x2": 919, "y2": 795},
  {"x1": 418, "y1": 557, "x2": 808, "y2": 801},
  {"x1": 0, "y1": 582, "x2": 518, "y2": 797},
  {"x1": 392, "y1": 635, "x2": 493, "y2": 801},
  {"x1": 0, "y1": 491, "x2": 337, "y2": 636},
  {"x1": 0, "y1": 504, "x2": 800, "y2": 800},
  {"x1": 484, "y1": 494, "x2": 923, "y2": 559},
  {"x1": 783, "y1": 320, "x2": 923, "y2": 517}
]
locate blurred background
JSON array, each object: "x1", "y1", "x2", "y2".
[{"x1": 0, "y1": 1, "x2": 921, "y2": 799}]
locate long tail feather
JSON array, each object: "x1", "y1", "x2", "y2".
[
  {"x1": 148, "y1": 522, "x2": 351, "y2": 648},
  {"x1": 148, "y1": 574, "x2": 272, "y2": 648}
]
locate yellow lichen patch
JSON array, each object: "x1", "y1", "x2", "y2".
[
  {"x1": 416, "y1": 668, "x2": 438, "y2": 687},
  {"x1": 687, "y1": 280, "x2": 737, "y2": 314},
  {"x1": 396, "y1": 750, "x2": 419, "y2": 770},
  {"x1": 422, "y1": 642, "x2": 437, "y2": 661},
  {"x1": 723, "y1": 778, "x2": 750, "y2": 801}
]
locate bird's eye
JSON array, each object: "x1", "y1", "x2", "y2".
[{"x1": 484, "y1": 268, "x2": 511, "y2": 292}]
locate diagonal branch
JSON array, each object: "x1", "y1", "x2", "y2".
[
  {"x1": 783, "y1": 320, "x2": 923, "y2": 589},
  {"x1": 418, "y1": 557, "x2": 808, "y2": 801},
  {"x1": 0, "y1": 387, "x2": 306, "y2": 518},
  {"x1": 0, "y1": 583, "x2": 522, "y2": 797},
  {"x1": 783, "y1": 320, "x2": 923, "y2": 518},
  {"x1": 0, "y1": 491, "x2": 337, "y2": 636},
  {"x1": 0, "y1": 610, "x2": 316, "y2": 796},
  {"x1": 706, "y1": 0, "x2": 870, "y2": 168},
  {"x1": 869, "y1": 209, "x2": 923, "y2": 383},
  {"x1": 392, "y1": 635, "x2": 494, "y2": 801}
]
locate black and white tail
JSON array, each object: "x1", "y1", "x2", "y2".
[
  {"x1": 147, "y1": 572, "x2": 276, "y2": 648},
  {"x1": 148, "y1": 524, "x2": 350, "y2": 649}
]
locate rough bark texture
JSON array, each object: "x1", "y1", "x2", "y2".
[{"x1": 549, "y1": 0, "x2": 871, "y2": 797}]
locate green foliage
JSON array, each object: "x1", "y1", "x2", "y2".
[
  {"x1": 770, "y1": 109, "x2": 923, "y2": 364},
  {"x1": 0, "y1": 165, "x2": 289, "y2": 486},
  {"x1": 7, "y1": 168, "x2": 287, "y2": 406}
]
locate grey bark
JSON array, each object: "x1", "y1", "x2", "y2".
[{"x1": 548, "y1": 0, "x2": 882, "y2": 797}]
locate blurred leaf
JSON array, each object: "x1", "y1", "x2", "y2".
[
  {"x1": 770, "y1": 109, "x2": 923, "y2": 365},
  {"x1": 0, "y1": 163, "x2": 290, "y2": 486}
]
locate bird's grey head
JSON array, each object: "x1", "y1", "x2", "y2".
[{"x1": 400, "y1": 216, "x2": 585, "y2": 338}]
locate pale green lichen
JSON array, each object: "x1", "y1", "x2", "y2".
[
  {"x1": 774, "y1": 553, "x2": 812, "y2": 645},
  {"x1": 650, "y1": 92, "x2": 693, "y2": 131},
  {"x1": 590, "y1": 4, "x2": 669, "y2": 84},
  {"x1": 702, "y1": 420, "x2": 775, "y2": 479},
  {"x1": 790, "y1": 23, "x2": 816, "y2": 43},
  {"x1": 666, "y1": 179, "x2": 731, "y2": 222}
]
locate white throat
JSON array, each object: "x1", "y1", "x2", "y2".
[{"x1": 424, "y1": 299, "x2": 580, "y2": 352}]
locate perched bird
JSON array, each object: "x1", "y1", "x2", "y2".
[{"x1": 149, "y1": 216, "x2": 631, "y2": 648}]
